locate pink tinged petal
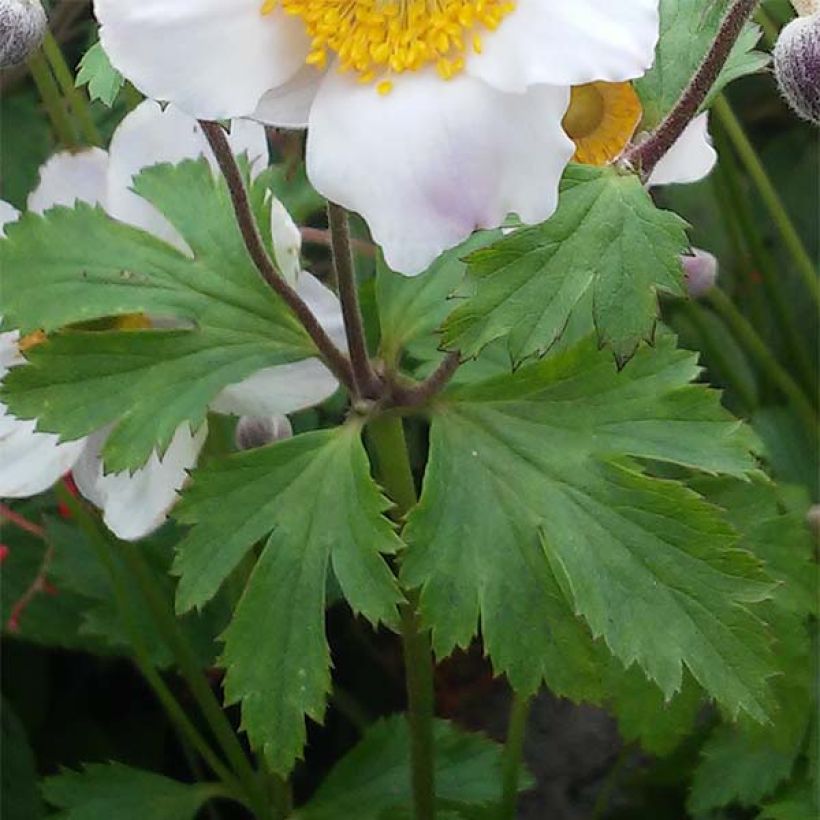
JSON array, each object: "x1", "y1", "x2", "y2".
[
  {"x1": 307, "y1": 70, "x2": 573, "y2": 275},
  {"x1": 106, "y1": 100, "x2": 268, "y2": 251},
  {"x1": 0, "y1": 200, "x2": 19, "y2": 233},
  {"x1": 27, "y1": 148, "x2": 109, "y2": 214},
  {"x1": 0, "y1": 333, "x2": 84, "y2": 498},
  {"x1": 647, "y1": 113, "x2": 717, "y2": 187},
  {"x1": 209, "y1": 273, "x2": 343, "y2": 416},
  {"x1": 468, "y1": 0, "x2": 660, "y2": 93},
  {"x1": 73, "y1": 424, "x2": 207, "y2": 541},
  {"x1": 251, "y1": 65, "x2": 325, "y2": 127},
  {"x1": 94, "y1": 0, "x2": 311, "y2": 120}
]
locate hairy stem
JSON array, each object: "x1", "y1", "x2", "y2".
[
  {"x1": 499, "y1": 693, "x2": 531, "y2": 820},
  {"x1": 623, "y1": 0, "x2": 760, "y2": 178},
  {"x1": 366, "y1": 416, "x2": 436, "y2": 820},
  {"x1": 199, "y1": 120, "x2": 355, "y2": 393},
  {"x1": 327, "y1": 202, "x2": 382, "y2": 398},
  {"x1": 390, "y1": 352, "x2": 461, "y2": 408},
  {"x1": 713, "y1": 95, "x2": 819, "y2": 306}
]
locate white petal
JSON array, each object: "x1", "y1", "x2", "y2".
[
  {"x1": 270, "y1": 197, "x2": 302, "y2": 286},
  {"x1": 648, "y1": 113, "x2": 717, "y2": 187},
  {"x1": 0, "y1": 200, "x2": 19, "y2": 233},
  {"x1": 0, "y1": 411, "x2": 84, "y2": 498},
  {"x1": 95, "y1": 0, "x2": 310, "y2": 120},
  {"x1": 0, "y1": 332, "x2": 85, "y2": 497},
  {"x1": 468, "y1": 0, "x2": 660, "y2": 93},
  {"x1": 106, "y1": 100, "x2": 268, "y2": 250},
  {"x1": 73, "y1": 424, "x2": 207, "y2": 540},
  {"x1": 251, "y1": 65, "x2": 324, "y2": 127},
  {"x1": 209, "y1": 273, "x2": 343, "y2": 416},
  {"x1": 27, "y1": 148, "x2": 109, "y2": 213},
  {"x1": 307, "y1": 70, "x2": 573, "y2": 275}
]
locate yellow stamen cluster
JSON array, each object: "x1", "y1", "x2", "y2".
[{"x1": 261, "y1": 0, "x2": 514, "y2": 92}]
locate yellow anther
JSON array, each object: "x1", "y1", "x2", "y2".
[{"x1": 261, "y1": 0, "x2": 515, "y2": 93}]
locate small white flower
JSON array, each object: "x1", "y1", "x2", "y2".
[
  {"x1": 0, "y1": 100, "x2": 344, "y2": 540},
  {"x1": 93, "y1": 0, "x2": 661, "y2": 274}
]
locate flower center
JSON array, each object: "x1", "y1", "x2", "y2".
[{"x1": 261, "y1": 0, "x2": 515, "y2": 94}]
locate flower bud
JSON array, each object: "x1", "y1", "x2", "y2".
[
  {"x1": 774, "y1": 12, "x2": 820, "y2": 126},
  {"x1": 0, "y1": 0, "x2": 47, "y2": 69},
  {"x1": 681, "y1": 248, "x2": 718, "y2": 299},
  {"x1": 270, "y1": 196, "x2": 302, "y2": 286},
  {"x1": 235, "y1": 414, "x2": 293, "y2": 451}
]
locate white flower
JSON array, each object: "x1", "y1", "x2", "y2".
[
  {"x1": 94, "y1": 0, "x2": 661, "y2": 274},
  {"x1": 0, "y1": 100, "x2": 344, "y2": 540}
]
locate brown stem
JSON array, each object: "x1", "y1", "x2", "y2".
[
  {"x1": 327, "y1": 202, "x2": 382, "y2": 398},
  {"x1": 389, "y1": 351, "x2": 461, "y2": 408},
  {"x1": 622, "y1": 0, "x2": 760, "y2": 179},
  {"x1": 199, "y1": 120, "x2": 355, "y2": 392}
]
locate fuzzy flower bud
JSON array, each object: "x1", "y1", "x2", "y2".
[
  {"x1": 235, "y1": 415, "x2": 293, "y2": 451},
  {"x1": 0, "y1": 0, "x2": 47, "y2": 69},
  {"x1": 774, "y1": 11, "x2": 820, "y2": 126},
  {"x1": 681, "y1": 248, "x2": 718, "y2": 299}
]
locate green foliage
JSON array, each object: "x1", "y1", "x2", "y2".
[
  {"x1": 376, "y1": 232, "x2": 497, "y2": 363},
  {"x1": 298, "y1": 716, "x2": 528, "y2": 819},
  {"x1": 41, "y1": 763, "x2": 222, "y2": 820},
  {"x1": 173, "y1": 424, "x2": 403, "y2": 773},
  {"x1": 76, "y1": 42, "x2": 124, "y2": 107},
  {"x1": 2, "y1": 700, "x2": 44, "y2": 820},
  {"x1": 635, "y1": 0, "x2": 768, "y2": 128},
  {"x1": 403, "y1": 335, "x2": 775, "y2": 722},
  {"x1": 441, "y1": 166, "x2": 688, "y2": 364},
  {"x1": 0, "y1": 160, "x2": 314, "y2": 471},
  {"x1": 687, "y1": 477, "x2": 816, "y2": 815}
]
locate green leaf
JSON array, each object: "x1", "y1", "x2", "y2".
[
  {"x1": 174, "y1": 424, "x2": 403, "y2": 773},
  {"x1": 442, "y1": 166, "x2": 688, "y2": 364},
  {"x1": 298, "y1": 716, "x2": 528, "y2": 819},
  {"x1": 635, "y1": 0, "x2": 768, "y2": 128},
  {"x1": 403, "y1": 335, "x2": 775, "y2": 722},
  {"x1": 76, "y1": 42, "x2": 124, "y2": 107},
  {"x1": 0, "y1": 160, "x2": 313, "y2": 471},
  {"x1": 2, "y1": 699, "x2": 44, "y2": 820},
  {"x1": 760, "y1": 782, "x2": 819, "y2": 820},
  {"x1": 376, "y1": 232, "x2": 497, "y2": 363},
  {"x1": 41, "y1": 763, "x2": 222, "y2": 820}
]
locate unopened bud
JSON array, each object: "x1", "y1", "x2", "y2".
[
  {"x1": 0, "y1": 0, "x2": 47, "y2": 69},
  {"x1": 681, "y1": 248, "x2": 718, "y2": 298},
  {"x1": 235, "y1": 415, "x2": 293, "y2": 451},
  {"x1": 807, "y1": 504, "x2": 820, "y2": 536},
  {"x1": 774, "y1": 12, "x2": 820, "y2": 126}
]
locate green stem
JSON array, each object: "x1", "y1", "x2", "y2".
[
  {"x1": 711, "y1": 119, "x2": 817, "y2": 397},
  {"x1": 54, "y1": 486, "x2": 247, "y2": 808},
  {"x1": 366, "y1": 415, "x2": 436, "y2": 820},
  {"x1": 499, "y1": 693, "x2": 531, "y2": 820},
  {"x1": 677, "y1": 300, "x2": 759, "y2": 413},
  {"x1": 119, "y1": 541, "x2": 280, "y2": 820},
  {"x1": 27, "y1": 50, "x2": 77, "y2": 149},
  {"x1": 707, "y1": 288, "x2": 817, "y2": 438},
  {"x1": 713, "y1": 95, "x2": 819, "y2": 305},
  {"x1": 41, "y1": 32, "x2": 101, "y2": 146},
  {"x1": 59, "y1": 488, "x2": 276, "y2": 820},
  {"x1": 753, "y1": 8, "x2": 778, "y2": 49}
]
